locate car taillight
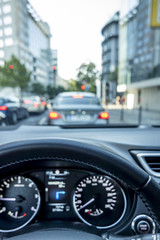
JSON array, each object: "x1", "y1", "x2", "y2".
[
  {"x1": 72, "y1": 95, "x2": 84, "y2": 98},
  {"x1": 41, "y1": 101, "x2": 46, "y2": 106},
  {"x1": 0, "y1": 105, "x2": 7, "y2": 111},
  {"x1": 98, "y1": 112, "x2": 109, "y2": 120},
  {"x1": 33, "y1": 102, "x2": 39, "y2": 107},
  {"x1": 49, "y1": 111, "x2": 61, "y2": 119}
]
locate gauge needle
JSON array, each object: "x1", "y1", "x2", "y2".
[
  {"x1": 79, "y1": 198, "x2": 95, "y2": 211},
  {"x1": 0, "y1": 198, "x2": 16, "y2": 201},
  {"x1": 15, "y1": 211, "x2": 18, "y2": 218}
]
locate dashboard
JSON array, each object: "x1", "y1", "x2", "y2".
[
  {"x1": 0, "y1": 168, "x2": 134, "y2": 233},
  {"x1": 0, "y1": 125, "x2": 160, "y2": 240}
]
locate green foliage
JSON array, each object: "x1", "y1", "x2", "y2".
[
  {"x1": 108, "y1": 68, "x2": 118, "y2": 83},
  {"x1": 67, "y1": 62, "x2": 99, "y2": 93},
  {"x1": 31, "y1": 82, "x2": 45, "y2": 95},
  {"x1": 77, "y1": 62, "x2": 98, "y2": 83},
  {"x1": 67, "y1": 79, "x2": 82, "y2": 91},
  {"x1": 46, "y1": 85, "x2": 66, "y2": 98},
  {"x1": 0, "y1": 55, "x2": 31, "y2": 91}
]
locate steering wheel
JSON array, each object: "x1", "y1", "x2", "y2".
[{"x1": 0, "y1": 138, "x2": 160, "y2": 240}]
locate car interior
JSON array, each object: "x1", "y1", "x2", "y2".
[
  {"x1": 0, "y1": 0, "x2": 160, "y2": 239},
  {"x1": 0, "y1": 125, "x2": 160, "y2": 240}
]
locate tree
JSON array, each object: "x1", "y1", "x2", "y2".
[
  {"x1": 31, "y1": 82, "x2": 45, "y2": 95},
  {"x1": 76, "y1": 62, "x2": 99, "y2": 93},
  {"x1": 0, "y1": 55, "x2": 31, "y2": 92},
  {"x1": 46, "y1": 85, "x2": 66, "y2": 98},
  {"x1": 108, "y1": 67, "x2": 118, "y2": 83},
  {"x1": 67, "y1": 79, "x2": 82, "y2": 91}
]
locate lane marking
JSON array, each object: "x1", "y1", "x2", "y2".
[{"x1": 39, "y1": 117, "x2": 47, "y2": 125}]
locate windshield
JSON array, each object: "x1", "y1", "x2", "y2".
[
  {"x1": 0, "y1": 99, "x2": 5, "y2": 105},
  {"x1": 55, "y1": 97, "x2": 100, "y2": 105},
  {"x1": 0, "y1": 0, "x2": 160, "y2": 127}
]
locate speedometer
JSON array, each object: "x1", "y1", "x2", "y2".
[{"x1": 73, "y1": 175, "x2": 127, "y2": 229}]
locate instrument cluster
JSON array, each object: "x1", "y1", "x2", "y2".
[{"x1": 0, "y1": 169, "x2": 130, "y2": 232}]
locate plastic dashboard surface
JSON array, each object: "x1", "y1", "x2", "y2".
[
  {"x1": 0, "y1": 125, "x2": 160, "y2": 239},
  {"x1": 1, "y1": 125, "x2": 160, "y2": 166}
]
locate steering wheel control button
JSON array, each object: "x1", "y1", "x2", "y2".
[
  {"x1": 131, "y1": 214, "x2": 156, "y2": 235},
  {"x1": 137, "y1": 220, "x2": 150, "y2": 234},
  {"x1": 65, "y1": 205, "x2": 71, "y2": 212}
]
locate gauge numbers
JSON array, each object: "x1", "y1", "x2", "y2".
[
  {"x1": 0, "y1": 176, "x2": 40, "y2": 232},
  {"x1": 74, "y1": 175, "x2": 127, "y2": 229}
]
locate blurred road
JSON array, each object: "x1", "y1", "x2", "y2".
[
  {"x1": 19, "y1": 110, "x2": 49, "y2": 126},
  {"x1": 13, "y1": 107, "x2": 160, "y2": 127}
]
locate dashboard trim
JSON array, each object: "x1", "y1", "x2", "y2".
[{"x1": 136, "y1": 152, "x2": 160, "y2": 178}]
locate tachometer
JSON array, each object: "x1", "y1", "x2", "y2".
[
  {"x1": 0, "y1": 176, "x2": 40, "y2": 232},
  {"x1": 73, "y1": 175, "x2": 127, "y2": 229}
]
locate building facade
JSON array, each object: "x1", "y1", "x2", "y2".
[
  {"x1": 101, "y1": 12, "x2": 119, "y2": 104},
  {"x1": 0, "y1": 0, "x2": 53, "y2": 87},
  {"x1": 117, "y1": 0, "x2": 160, "y2": 110}
]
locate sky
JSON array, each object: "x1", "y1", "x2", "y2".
[{"x1": 29, "y1": 0, "x2": 122, "y2": 80}]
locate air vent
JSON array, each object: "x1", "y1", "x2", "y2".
[{"x1": 136, "y1": 152, "x2": 160, "y2": 177}]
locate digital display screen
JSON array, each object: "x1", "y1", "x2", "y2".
[
  {"x1": 45, "y1": 170, "x2": 70, "y2": 204},
  {"x1": 48, "y1": 180, "x2": 67, "y2": 203},
  {"x1": 44, "y1": 169, "x2": 89, "y2": 217}
]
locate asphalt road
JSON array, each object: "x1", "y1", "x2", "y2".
[
  {"x1": 15, "y1": 108, "x2": 160, "y2": 127},
  {"x1": 19, "y1": 110, "x2": 49, "y2": 126}
]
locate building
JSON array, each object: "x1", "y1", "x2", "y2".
[
  {"x1": 117, "y1": 0, "x2": 160, "y2": 110},
  {"x1": 0, "y1": 0, "x2": 53, "y2": 87},
  {"x1": 55, "y1": 75, "x2": 68, "y2": 89},
  {"x1": 101, "y1": 12, "x2": 119, "y2": 104}
]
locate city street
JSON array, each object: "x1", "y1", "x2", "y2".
[
  {"x1": 14, "y1": 107, "x2": 160, "y2": 127},
  {"x1": 18, "y1": 110, "x2": 49, "y2": 127}
]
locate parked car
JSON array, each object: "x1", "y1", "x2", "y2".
[
  {"x1": 40, "y1": 97, "x2": 48, "y2": 110},
  {"x1": 23, "y1": 96, "x2": 45, "y2": 114},
  {"x1": 48, "y1": 92, "x2": 109, "y2": 125},
  {"x1": 0, "y1": 97, "x2": 29, "y2": 124},
  {"x1": 0, "y1": 111, "x2": 8, "y2": 126}
]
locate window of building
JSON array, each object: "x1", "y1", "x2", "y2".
[
  {"x1": 0, "y1": 19, "x2": 2, "y2": 26},
  {"x1": 140, "y1": 56, "x2": 144, "y2": 62},
  {"x1": 0, "y1": 60, "x2": 4, "y2": 66},
  {"x1": 0, "y1": 50, "x2": 4, "y2": 58},
  {"x1": 4, "y1": 27, "x2": 12, "y2": 36},
  {"x1": 134, "y1": 58, "x2": 139, "y2": 64},
  {"x1": 0, "y1": 30, "x2": 3, "y2": 37},
  {"x1": 0, "y1": 8, "x2": 1, "y2": 15},
  {"x1": 3, "y1": 4, "x2": 11, "y2": 14},
  {"x1": 5, "y1": 37, "x2": 13, "y2": 46},
  {"x1": 143, "y1": 37, "x2": 149, "y2": 44},
  {"x1": 2, "y1": 0, "x2": 10, "y2": 2},
  {"x1": 0, "y1": 39, "x2": 4, "y2": 47},
  {"x1": 144, "y1": 28, "x2": 150, "y2": 34},
  {"x1": 145, "y1": 53, "x2": 152, "y2": 60},
  {"x1": 3, "y1": 16, "x2": 12, "y2": 25}
]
